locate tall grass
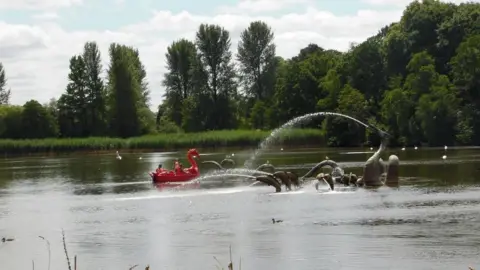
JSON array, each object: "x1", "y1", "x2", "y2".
[
  {"x1": 29, "y1": 231, "x2": 239, "y2": 270},
  {"x1": 4, "y1": 231, "x2": 476, "y2": 269},
  {"x1": 0, "y1": 129, "x2": 325, "y2": 154}
]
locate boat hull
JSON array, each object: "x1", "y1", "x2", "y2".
[
  {"x1": 154, "y1": 181, "x2": 200, "y2": 191},
  {"x1": 150, "y1": 171, "x2": 199, "y2": 183}
]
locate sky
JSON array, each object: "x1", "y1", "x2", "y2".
[{"x1": 0, "y1": 0, "x2": 476, "y2": 111}]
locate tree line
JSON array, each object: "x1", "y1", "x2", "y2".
[{"x1": 0, "y1": 0, "x2": 479, "y2": 147}]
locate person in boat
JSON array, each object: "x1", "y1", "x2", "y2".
[
  {"x1": 156, "y1": 163, "x2": 165, "y2": 174},
  {"x1": 174, "y1": 159, "x2": 183, "y2": 174}
]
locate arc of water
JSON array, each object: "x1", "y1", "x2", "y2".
[
  {"x1": 244, "y1": 112, "x2": 376, "y2": 168},
  {"x1": 195, "y1": 173, "x2": 257, "y2": 182}
]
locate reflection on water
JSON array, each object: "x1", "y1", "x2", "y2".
[{"x1": 0, "y1": 147, "x2": 479, "y2": 269}]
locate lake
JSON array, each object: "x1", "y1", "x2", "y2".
[{"x1": 1, "y1": 146, "x2": 480, "y2": 270}]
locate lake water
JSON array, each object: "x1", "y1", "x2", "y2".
[{"x1": 1, "y1": 146, "x2": 480, "y2": 270}]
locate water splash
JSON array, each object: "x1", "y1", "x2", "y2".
[
  {"x1": 244, "y1": 112, "x2": 371, "y2": 168},
  {"x1": 207, "y1": 168, "x2": 272, "y2": 176},
  {"x1": 195, "y1": 173, "x2": 256, "y2": 182}
]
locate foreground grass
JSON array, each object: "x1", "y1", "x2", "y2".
[
  {"x1": 36, "y1": 230, "x2": 239, "y2": 270},
  {"x1": 5, "y1": 231, "x2": 477, "y2": 269},
  {"x1": 0, "y1": 129, "x2": 326, "y2": 155}
]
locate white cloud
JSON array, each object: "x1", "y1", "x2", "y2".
[
  {"x1": 32, "y1": 12, "x2": 59, "y2": 20},
  {"x1": 0, "y1": 0, "x2": 82, "y2": 10},
  {"x1": 0, "y1": 0, "x2": 473, "y2": 110},
  {"x1": 216, "y1": 0, "x2": 313, "y2": 13},
  {"x1": 362, "y1": 0, "x2": 478, "y2": 7}
]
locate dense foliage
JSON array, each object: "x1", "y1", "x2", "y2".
[{"x1": 0, "y1": 0, "x2": 479, "y2": 147}]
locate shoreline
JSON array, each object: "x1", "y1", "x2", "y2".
[
  {"x1": 0, "y1": 144, "x2": 343, "y2": 159},
  {"x1": 0, "y1": 129, "x2": 328, "y2": 156},
  {"x1": 0, "y1": 129, "x2": 468, "y2": 157}
]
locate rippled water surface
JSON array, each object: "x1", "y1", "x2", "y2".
[{"x1": 1, "y1": 146, "x2": 480, "y2": 269}]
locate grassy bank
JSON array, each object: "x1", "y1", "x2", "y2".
[{"x1": 0, "y1": 129, "x2": 326, "y2": 155}]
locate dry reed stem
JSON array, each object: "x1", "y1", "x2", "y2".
[
  {"x1": 228, "y1": 245, "x2": 233, "y2": 270},
  {"x1": 128, "y1": 264, "x2": 138, "y2": 269},
  {"x1": 38, "y1": 236, "x2": 51, "y2": 270},
  {"x1": 213, "y1": 245, "x2": 239, "y2": 270},
  {"x1": 62, "y1": 229, "x2": 72, "y2": 270}
]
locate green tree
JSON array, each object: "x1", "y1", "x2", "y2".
[
  {"x1": 0, "y1": 63, "x2": 11, "y2": 105},
  {"x1": 341, "y1": 37, "x2": 387, "y2": 113},
  {"x1": 415, "y1": 75, "x2": 458, "y2": 146},
  {"x1": 21, "y1": 100, "x2": 58, "y2": 139},
  {"x1": 324, "y1": 84, "x2": 368, "y2": 146},
  {"x1": 162, "y1": 39, "x2": 199, "y2": 126},
  {"x1": 0, "y1": 105, "x2": 22, "y2": 138},
  {"x1": 58, "y1": 55, "x2": 87, "y2": 137},
  {"x1": 82, "y1": 41, "x2": 107, "y2": 136},
  {"x1": 437, "y1": 2, "x2": 480, "y2": 73},
  {"x1": 272, "y1": 46, "x2": 341, "y2": 126},
  {"x1": 131, "y1": 49, "x2": 150, "y2": 108},
  {"x1": 380, "y1": 87, "x2": 415, "y2": 145},
  {"x1": 450, "y1": 34, "x2": 480, "y2": 105},
  {"x1": 237, "y1": 21, "x2": 276, "y2": 100},
  {"x1": 106, "y1": 43, "x2": 142, "y2": 138},
  {"x1": 400, "y1": 0, "x2": 456, "y2": 60},
  {"x1": 195, "y1": 24, "x2": 237, "y2": 130},
  {"x1": 450, "y1": 34, "x2": 480, "y2": 144},
  {"x1": 381, "y1": 23, "x2": 410, "y2": 77}
]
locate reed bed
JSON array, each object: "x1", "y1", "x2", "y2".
[
  {"x1": 30, "y1": 231, "x2": 239, "y2": 270},
  {"x1": 2, "y1": 231, "x2": 476, "y2": 269},
  {"x1": 0, "y1": 128, "x2": 325, "y2": 154}
]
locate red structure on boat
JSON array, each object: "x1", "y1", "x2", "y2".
[
  {"x1": 150, "y1": 148, "x2": 201, "y2": 184},
  {"x1": 154, "y1": 181, "x2": 201, "y2": 191}
]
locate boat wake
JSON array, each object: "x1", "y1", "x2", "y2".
[
  {"x1": 109, "y1": 186, "x2": 255, "y2": 202},
  {"x1": 269, "y1": 190, "x2": 306, "y2": 195},
  {"x1": 318, "y1": 189, "x2": 356, "y2": 195},
  {"x1": 87, "y1": 181, "x2": 152, "y2": 188}
]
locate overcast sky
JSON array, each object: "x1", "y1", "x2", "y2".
[{"x1": 0, "y1": 0, "x2": 475, "y2": 110}]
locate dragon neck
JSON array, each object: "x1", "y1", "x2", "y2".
[{"x1": 187, "y1": 153, "x2": 197, "y2": 168}]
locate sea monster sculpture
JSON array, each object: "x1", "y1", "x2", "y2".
[
  {"x1": 286, "y1": 171, "x2": 300, "y2": 188},
  {"x1": 256, "y1": 171, "x2": 300, "y2": 192},
  {"x1": 301, "y1": 159, "x2": 345, "y2": 184},
  {"x1": 301, "y1": 125, "x2": 400, "y2": 190},
  {"x1": 201, "y1": 158, "x2": 283, "y2": 192},
  {"x1": 272, "y1": 171, "x2": 292, "y2": 190},
  {"x1": 256, "y1": 161, "x2": 275, "y2": 173},
  {"x1": 256, "y1": 161, "x2": 301, "y2": 189},
  {"x1": 254, "y1": 174, "x2": 282, "y2": 192},
  {"x1": 202, "y1": 158, "x2": 300, "y2": 193},
  {"x1": 358, "y1": 125, "x2": 400, "y2": 188},
  {"x1": 314, "y1": 173, "x2": 334, "y2": 191}
]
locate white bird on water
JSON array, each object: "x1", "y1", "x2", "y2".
[
  {"x1": 370, "y1": 147, "x2": 373, "y2": 151},
  {"x1": 442, "y1": 145, "x2": 447, "y2": 160},
  {"x1": 116, "y1": 151, "x2": 122, "y2": 160},
  {"x1": 401, "y1": 147, "x2": 405, "y2": 151},
  {"x1": 414, "y1": 146, "x2": 418, "y2": 150}
]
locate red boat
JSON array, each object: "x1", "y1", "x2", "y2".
[
  {"x1": 149, "y1": 148, "x2": 201, "y2": 184},
  {"x1": 154, "y1": 181, "x2": 201, "y2": 191}
]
